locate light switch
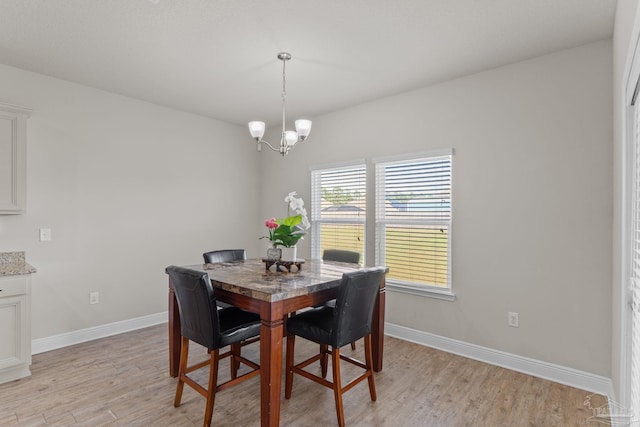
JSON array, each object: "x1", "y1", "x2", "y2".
[{"x1": 39, "y1": 228, "x2": 52, "y2": 241}]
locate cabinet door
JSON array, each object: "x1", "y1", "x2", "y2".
[
  {"x1": 0, "y1": 103, "x2": 31, "y2": 214},
  {"x1": 0, "y1": 294, "x2": 27, "y2": 370}
]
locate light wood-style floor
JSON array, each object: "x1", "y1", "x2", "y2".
[{"x1": 0, "y1": 324, "x2": 607, "y2": 426}]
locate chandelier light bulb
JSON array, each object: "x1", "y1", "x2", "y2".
[
  {"x1": 248, "y1": 121, "x2": 265, "y2": 140},
  {"x1": 285, "y1": 131, "x2": 298, "y2": 146},
  {"x1": 295, "y1": 119, "x2": 312, "y2": 140}
]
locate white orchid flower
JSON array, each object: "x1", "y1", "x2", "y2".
[
  {"x1": 285, "y1": 191, "x2": 307, "y2": 218},
  {"x1": 294, "y1": 205, "x2": 310, "y2": 229},
  {"x1": 289, "y1": 198, "x2": 304, "y2": 212},
  {"x1": 284, "y1": 191, "x2": 298, "y2": 204},
  {"x1": 301, "y1": 215, "x2": 310, "y2": 230}
]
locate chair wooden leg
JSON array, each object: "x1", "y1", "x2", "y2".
[
  {"x1": 204, "y1": 349, "x2": 219, "y2": 427},
  {"x1": 364, "y1": 335, "x2": 376, "y2": 401},
  {"x1": 320, "y1": 343, "x2": 329, "y2": 378},
  {"x1": 174, "y1": 336, "x2": 189, "y2": 407},
  {"x1": 350, "y1": 341, "x2": 356, "y2": 351},
  {"x1": 230, "y1": 343, "x2": 241, "y2": 379},
  {"x1": 331, "y1": 347, "x2": 345, "y2": 427},
  {"x1": 285, "y1": 334, "x2": 295, "y2": 399}
]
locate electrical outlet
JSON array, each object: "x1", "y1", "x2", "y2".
[
  {"x1": 39, "y1": 228, "x2": 52, "y2": 241},
  {"x1": 508, "y1": 311, "x2": 519, "y2": 328},
  {"x1": 89, "y1": 292, "x2": 99, "y2": 305}
]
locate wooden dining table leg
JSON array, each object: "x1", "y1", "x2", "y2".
[
  {"x1": 168, "y1": 280, "x2": 181, "y2": 378},
  {"x1": 371, "y1": 279, "x2": 386, "y2": 372},
  {"x1": 260, "y1": 301, "x2": 284, "y2": 427}
]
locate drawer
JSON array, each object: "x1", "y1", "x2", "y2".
[{"x1": 0, "y1": 277, "x2": 27, "y2": 297}]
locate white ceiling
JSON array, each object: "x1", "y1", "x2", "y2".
[{"x1": 0, "y1": 0, "x2": 616, "y2": 126}]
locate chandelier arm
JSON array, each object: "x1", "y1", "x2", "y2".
[
  {"x1": 258, "y1": 139, "x2": 281, "y2": 153},
  {"x1": 286, "y1": 139, "x2": 303, "y2": 152}
]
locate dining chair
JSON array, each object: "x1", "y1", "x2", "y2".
[
  {"x1": 322, "y1": 249, "x2": 361, "y2": 264},
  {"x1": 322, "y1": 249, "x2": 362, "y2": 350},
  {"x1": 202, "y1": 248, "x2": 259, "y2": 364},
  {"x1": 166, "y1": 265, "x2": 261, "y2": 427},
  {"x1": 202, "y1": 249, "x2": 247, "y2": 310},
  {"x1": 284, "y1": 267, "x2": 386, "y2": 427},
  {"x1": 203, "y1": 249, "x2": 246, "y2": 264}
]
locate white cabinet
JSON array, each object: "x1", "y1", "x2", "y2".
[
  {"x1": 0, "y1": 275, "x2": 31, "y2": 384},
  {"x1": 0, "y1": 102, "x2": 31, "y2": 214}
]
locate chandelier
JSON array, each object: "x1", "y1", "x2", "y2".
[{"x1": 248, "y1": 52, "x2": 312, "y2": 156}]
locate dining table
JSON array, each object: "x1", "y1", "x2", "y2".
[{"x1": 166, "y1": 258, "x2": 387, "y2": 427}]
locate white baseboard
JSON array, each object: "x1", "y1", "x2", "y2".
[
  {"x1": 0, "y1": 365, "x2": 31, "y2": 384},
  {"x1": 32, "y1": 312, "x2": 168, "y2": 355},
  {"x1": 385, "y1": 322, "x2": 614, "y2": 398}
]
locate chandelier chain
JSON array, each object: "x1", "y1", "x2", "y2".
[{"x1": 281, "y1": 57, "x2": 287, "y2": 136}]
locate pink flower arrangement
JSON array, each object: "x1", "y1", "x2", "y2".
[{"x1": 264, "y1": 217, "x2": 278, "y2": 241}]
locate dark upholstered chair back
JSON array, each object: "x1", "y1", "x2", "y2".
[
  {"x1": 332, "y1": 267, "x2": 385, "y2": 348},
  {"x1": 168, "y1": 265, "x2": 261, "y2": 426},
  {"x1": 166, "y1": 266, "x2": 221, "y2": 350},
  {"x1": 284, "y1": 266, "x2": 384, "y2": 425},
  {"x1": 322, "y1": 249, "x2": 360, "y2": 264},
  {"x1": 203, "y1": 249, "x2": 246, "y2": 264}
]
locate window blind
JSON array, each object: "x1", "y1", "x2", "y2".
[
  {"x1": 311, "y1": 163, "x2": 366, "y2": 259},
  {"x1": 375, "y1": 153, "x2": 452, "y2": 289}
]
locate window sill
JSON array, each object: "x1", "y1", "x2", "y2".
[{"x1": 386, "y1": 281, "x2": 456, "y2": 301}]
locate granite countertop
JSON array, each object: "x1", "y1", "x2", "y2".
[{"x1": 0, "y1": 251, "x2": 37, "y2": 276}]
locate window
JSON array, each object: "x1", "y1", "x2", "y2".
[
  {"x1": 375, "y1": 149, "x2": 453, "y2": 299},
  {"x1": 310, "y1": 162, "x2": 366, "y2": 260}
]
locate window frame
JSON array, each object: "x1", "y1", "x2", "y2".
[
  {"x1": 310, "y1": 160, "x2": 367, "y2": 261},
  {"x1": 373, "y1": 149, "x2": 455, "y2": 301}
]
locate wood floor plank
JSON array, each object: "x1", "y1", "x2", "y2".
[{"x1": 0, "y1": 324, "x2": 607, "y2": 426}]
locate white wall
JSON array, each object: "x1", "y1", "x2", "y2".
[
  {"x1": 260, "y1": 40, "x2": 613, "y2": 376},
  {"x1": 612, "y1": 0, "x2": 640, "y2": 404},
  {"x1": 0, "y1": 63, "x2": 262, "y2": 340}
]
